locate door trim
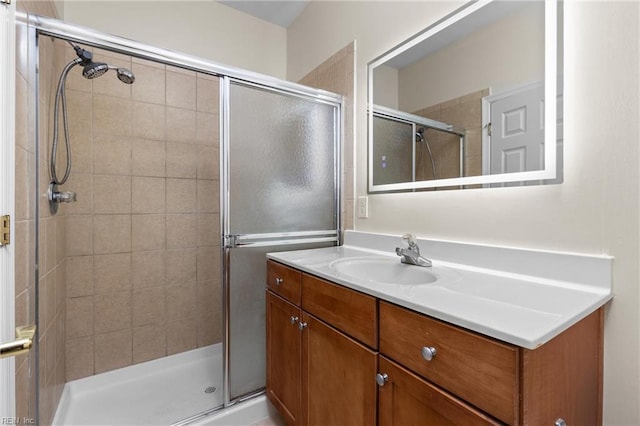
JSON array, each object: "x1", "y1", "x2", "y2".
[{"x1": 0, "y1": 0, "x2": 17, "y2": 418}]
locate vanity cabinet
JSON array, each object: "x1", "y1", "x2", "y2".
[
  {"x1": 266, "y1": 292, "x2": 302, "y2": 425},
  {"x1": 379, "y1": 301, "x2": 518, "y2": 424},
  {"x1": 378, "y1": 300, "x2": 603, "y2": 425},
  {"x1": 267, "y1": 260, "x2": 302, "y2": 305},
  {"x1": 266, "y1": 260, "x2": 378, "y2": 426},
  {"x1": 267, "y1": 260, "x2": 604, "y2": 426},
  {"x1": 377, "y1": 356, "x2": 500, "y2": 425},
  {"x1": 301, "y1": 312, "x2": 377, "y2": 426}
]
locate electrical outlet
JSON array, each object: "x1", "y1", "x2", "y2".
[{"x1": 357, "y1": 196, "x2": 368, "y2": 218}]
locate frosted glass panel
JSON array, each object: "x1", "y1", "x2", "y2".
[
  {"x1": 372, "y1": 116, "x2": 413, "y2": 185},
  {"x1": 228, "y1": 242, "x2": 333, "y2": 399},
  {"x1": 227, "y1": 246, "x2": 269, "y2": 400},
  {"x1": 228, "y1": 82, "x2": 337, "y2": 234}
]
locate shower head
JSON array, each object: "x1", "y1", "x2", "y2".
[
  {"x1": 70, "y1": 42, "x2": 135, "y2": 84},
  {"x1": 116, "y1": 68, "x2": 135, "y2": 84},
  {"x1": 81, "y1": 62, "x2": 135, "y2": 84},
  {"x1": 82, "y1": 62, "x2": 110, "y2": 79}
]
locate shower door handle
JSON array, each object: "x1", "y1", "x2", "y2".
[{"x1": 0, "y1": 325, "x2": 36, "y2": 359}]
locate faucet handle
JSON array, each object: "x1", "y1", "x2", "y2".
[{"x1": 402, "y1": 233, "x2": 417, "y2": 247}]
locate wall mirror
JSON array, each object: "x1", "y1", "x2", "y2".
[{"x1": 367, "y1": 0, "x2": 563, "y2": 192}]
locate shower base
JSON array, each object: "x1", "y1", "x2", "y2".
[{"x1": 52, "y1": 343, "x2": 279, "y2": 425}]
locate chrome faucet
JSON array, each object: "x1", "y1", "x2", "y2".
[{"x1": 396, "y1": 234, "x2": 432, "y2": 267}]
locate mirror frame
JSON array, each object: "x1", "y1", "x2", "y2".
[{"x1": 367, "y1": 0, "x2": 559, "y2": 192}]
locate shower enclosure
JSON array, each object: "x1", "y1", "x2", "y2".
[
  {"x1": 16, "y1": 12, "x2": 341, "y2": 425},
  {"x1": 371, "y1": 105, "x2": 465, "y2": 188}
]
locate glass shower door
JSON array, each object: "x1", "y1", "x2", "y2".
[
  {"x1": 372, "y1": 115, "x2": 414, "y2": 186},
  {"x1": 223, "y1": 79, "x2": 340, "y2": 402}
]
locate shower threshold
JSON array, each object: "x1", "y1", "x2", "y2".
[{"x1": 52, "y1": 343, "x2": 278, "y2": 425}]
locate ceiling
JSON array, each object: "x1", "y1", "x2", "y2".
[{"x1": 217, "y1": 1, "x2": 310, "y2": 28}]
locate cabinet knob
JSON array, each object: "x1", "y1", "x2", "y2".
[
  {"x1": 275, "y1": 277, "x2": 284, "y2": 286},
  {"x1": 290, "y1": 316, "x2": 299, "y2": 325},
  {"x1": 421, "y1": 346, "x2": 437, "y2": 361},
  {"x1": 375, "y1": 373, "x2": 389, "y2": 387},
  {"x1": 555, "y1": 419, "x2": 567, "y2": 426},
  {"x1": 298, "y1": 322, "x2": 308, "y2": 330}
]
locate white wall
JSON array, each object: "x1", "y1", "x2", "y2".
[
  {"x1": 398, "y1": 1, "x2": 544, "y2": 112},
  {"x1": 62, "y1": 1, "x2": 287, "y2": 79},
  {"x1": 372, "y1": 64, "x2": 399, "y2": 109},
  {"x1": 288, "y1": 1, "x2": 640, "y2": 424}
]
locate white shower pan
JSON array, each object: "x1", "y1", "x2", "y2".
[{"x1": 52, "y1": 343, "x2": 279, "y2": 426}]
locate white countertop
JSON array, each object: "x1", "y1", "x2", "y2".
[{"x1": 267, "y1": 231, "x2": 613, "y2": 350}]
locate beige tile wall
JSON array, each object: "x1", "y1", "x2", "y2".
[
  {"x1": 298, "y1": 42, "x2": 355, "y2": 231},
  {"x1": 62, "y1": 48, "x2": 222, "y2": 381},
  {"x1": 412, "y1": 88, "x2": 488, "y2": 185}
]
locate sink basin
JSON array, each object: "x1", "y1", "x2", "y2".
[{"x1": 329, "y1": 257, "x2": 438, "y2": 285}]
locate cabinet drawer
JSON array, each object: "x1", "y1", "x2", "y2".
[
  {"x1": 302, "y1": 274, "x2": 377, "y2": 349},
  {"x1": 379, "y1": 301, "x2": 518, "y2": 425},
  {"x1": 267, "y1": 260, "x2": 302, "y2": 305},
  {"x1": 378, "y1": 356, "x2": 502, "y2": 426}
]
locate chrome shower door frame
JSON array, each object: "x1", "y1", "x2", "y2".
[
  {"x1": 20, "y1": 12, "x2": 343, "y2": 424},
  {"x1": 220, "y1": 76, "x2": 342, "y2": 404}
]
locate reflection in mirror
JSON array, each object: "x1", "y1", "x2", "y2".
[
  {"x1": 372, "y1": 106, "x2": 466, "y2": 187},
  {"x1": 368, "y1": 0, "x2": 563, "y2": 192}
]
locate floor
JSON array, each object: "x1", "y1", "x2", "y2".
[
  {"x1": 250, "y1": 415, "x2": 286, "y2": 426},
  {"x1": 190, "y1": 395, "x2": 285, "y2": 426}
]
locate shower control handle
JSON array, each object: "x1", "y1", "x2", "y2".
[
  {"x1": 56, "y1": 191, "x2": 77, "y2": 203},
  {"x1": 48, "y1": 182, "x2": 77, "y2": 204}
]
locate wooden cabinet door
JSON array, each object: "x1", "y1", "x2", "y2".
[
  {"x1": 302, "y1": 312, "x2": 377, "y2": 426},
  {"x1": 378, "y1": 356, "x2": 502, "y2": 426},
  {"x1": 266, "y1": 291, "x2": 302, "y2": 426}
]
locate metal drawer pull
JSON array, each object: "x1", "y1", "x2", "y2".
[
  {"x1": 290, "y1": 316, "x2": 299, "y2": 325},
  {"x1": 376, "y1": 373, "x2": 389, "y2": 387},
  {"x1": 275, "y1": 277, "x2": 284, "y2": 286},
  {"x1": 555, "y1": 419, "x2": 567, "y2": 426},
  {"x1": 421, "y1": 346, "x2": 437, "y2": 361},
  {"x1": 298, "y1": 322, "x2": 308, "y2": 330},
  {"x1": 0, "y1": 325, "x2": 36, "y2": 359}
]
